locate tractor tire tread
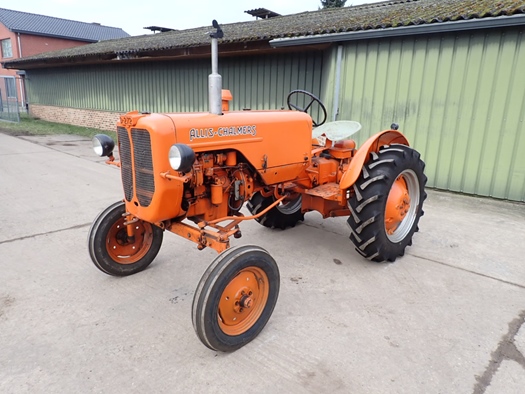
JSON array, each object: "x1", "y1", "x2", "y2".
[{"x1": 347, "y1": 145, "x2": 427, "y2": 262}]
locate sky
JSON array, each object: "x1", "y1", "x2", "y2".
[{"x1": 8, "y1": 0, "x2": 386, "y2": 36}]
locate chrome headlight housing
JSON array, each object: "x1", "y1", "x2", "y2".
[
  {"x1": 169, "y1": 144, "x2": 195, "y2": 173},
  {"x1": 92, "y1": 134, "x2": 115, "y2": 157}
]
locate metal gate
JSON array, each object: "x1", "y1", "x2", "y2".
[{"x1": 0, "y1": 76, "x2": 20, "y2": 123}]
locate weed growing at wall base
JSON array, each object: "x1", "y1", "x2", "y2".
[{"x1": 0, "y1": 113, "x2": 117, "y2": 141}]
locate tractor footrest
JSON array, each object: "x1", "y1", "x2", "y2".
[{"x1": 305, "y1": 183, "x2": 342, "y2": 201}]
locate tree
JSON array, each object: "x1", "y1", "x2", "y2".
[{"x1": 320, "y1": 0, "x2": 347, "y2": 8}]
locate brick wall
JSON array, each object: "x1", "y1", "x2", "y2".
[
  {"x1": 1, "y1": 24, "x2": 20, "y2": 80},
  {"x1": 29, "y1": 104, "x2": 121, "y2": 131},
  {"x1": 19, "y1": 34, "x2": 88, "y2": 57},
  {"x1": 1, "y1": 25, "x2": 91, "y2": 104}
]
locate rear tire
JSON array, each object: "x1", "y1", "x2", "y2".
[
  {"x1": 247, "y1": 192, "x2": 304, "y2": 229},
  {"x1": 192, "y1": 245, "x2": 280, "y2": 352},
  {"x1": 347, "y1": 145, "x2": 427, "y2": 262},
  {"x1": 88, "y1": 201, "x2": 163, "y2": 276}
]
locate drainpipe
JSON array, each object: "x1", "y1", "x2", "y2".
[
  {"x1": 332, "y1": 45, "x2": 343, "y2": 122},
  {"x1": 16, "y1": 33, "x2": 26, "y2": 109}
]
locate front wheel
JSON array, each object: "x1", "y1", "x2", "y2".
[
  {"x1": 192, "y1": 245, "x2": 280, "y2": 352},
  {"x1": 87, "y1": 201, "x2": 164, "y2": 276},
  {"x1": 347, "y1": 145, "x2": 427, "y2": 262}
]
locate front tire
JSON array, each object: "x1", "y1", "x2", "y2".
[
  {"x1": 347, "y1": 145, "x2": 427, "y2": 262},
  {"x1": 88, "y1": 201, "x2": 164, "y2": 276},
  {"x1": 247, "y1": 192, "x2": 304, "y2": 229},
  {"x1": 192, "y1": 245, "x2": 280, "y2": 352}
]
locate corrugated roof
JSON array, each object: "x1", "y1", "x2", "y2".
[
  {"x1": 4, "y1": 0, "x2": 525, "y2": 68},
  {"x1": 0, "y1": 7, "x2": 129, "y2": 42}
]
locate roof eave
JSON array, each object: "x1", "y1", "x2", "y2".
[
  {"x1": 270, "y1": 14, "x2": 525, "y2": 47},
  {"x1": 1, "y1": 40, "x2": 330, "y2": 70},
  {"x1": 8, "y1": 29, "x2": 105, "y2": 43},
  {"x1": 0, "y1": 42, "x2": 236, "y2": 69}
]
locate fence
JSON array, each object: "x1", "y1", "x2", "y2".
[{"x1": 0, "y1": 75, "x2": 20, "y2": 123}]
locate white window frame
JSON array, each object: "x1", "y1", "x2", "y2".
[{"x1": 1, "y1": 38, "x2": 13, "y2": 58}]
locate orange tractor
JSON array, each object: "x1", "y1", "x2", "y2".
[{"x1": 88, "y1": 21, "x2": 426, "y2": 352}]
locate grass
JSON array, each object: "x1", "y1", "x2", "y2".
[{"x1": 0, "y1": 113, "x2": 117, "y2": 141}]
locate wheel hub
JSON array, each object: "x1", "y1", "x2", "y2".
[
  {"x1": 115, "y1": 228, "x2": 133, "y2": 245},
  {"x1": 218, "y1": 267, "x2": 269, "y2": 335},
  {"x1": 385, "y1": 176, "x2": 411, "y2": 235},
  {"x1": 106, "y1": 218, "x2": 153, "y2": 264},
  {"x1": 240, "y1": 294, "x2": 253, "y2": 309}
]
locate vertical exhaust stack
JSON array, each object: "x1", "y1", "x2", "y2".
[{"x1": 209, "y1": 20, "x2": 223, "y2": 115}]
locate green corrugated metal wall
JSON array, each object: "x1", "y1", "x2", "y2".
[
  {"x1": 25, "y1": 52, "x2": 324, "y2": 114},
  {"x1": 24, "y1": 27, "x2": 525, "y2": 201},
  {"x1": 321, "y1": 28, "x2": 525, "y2": 201}
]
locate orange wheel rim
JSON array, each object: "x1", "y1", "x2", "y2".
[
  {"x1": 385, "y1": 175, "x2": 411, "y2": 235},
  {"x1": 106, "y1": 217, "x2": 154, "y2": 264},
  {"x1": 218, "y1": 267, "x2": 269, "y2": 336},
  {"x1": 384, "y1": 169, "x2": 420, "y2": 243}
]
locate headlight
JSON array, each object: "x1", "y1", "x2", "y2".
[
  {"x1": 169, "y1": 144, "x2": 195, "y2": 173},
  {"x1": 92, "y1": 134, "x2": 115, "y2": 157}
]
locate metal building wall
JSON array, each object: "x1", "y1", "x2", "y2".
[
  {"x1": 24, "y1": 29, "x2": 525, "y2": 201},
  {"x1": 25, "y1": 51, "x2": 324, "y2": 114},
  {"x1": 323, "y1": 27, "x2": 525, "y2": 201}
]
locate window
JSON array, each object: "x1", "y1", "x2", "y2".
[
  {"x1": 1, "y1": 38, "x2": 13, "y2": 58},
  {"x1": 5, "y1": 77, "x2": 16, "y2": 98}
]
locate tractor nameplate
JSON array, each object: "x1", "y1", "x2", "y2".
[{"x1": 189, "y1": 125, "x2": 257, "y2": 142}]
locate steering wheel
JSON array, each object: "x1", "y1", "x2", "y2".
[{"x1": 286, "y1": 90, "x2": 327, "y2": 127}]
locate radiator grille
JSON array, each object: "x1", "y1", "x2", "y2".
[
  {"x1": 131, "y1": 128, "x2": 155, "y2": 207},
  {"x1": 117, "y1": 127, "x2": 133, "y2": 202}
]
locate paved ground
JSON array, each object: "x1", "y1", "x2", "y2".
[{"x1": 1, "y1": 132, "x2": 524, "y2": 393}]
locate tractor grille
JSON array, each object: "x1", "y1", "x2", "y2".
[
  {"x1": 117, "y1": 127, "x2": 133, "y2": 202},
  {"x1": 131, "y1": 128, "x2": 155, "y2": 207},
  {"x1": 116, "y1": 127, "x2": 155, "y2": 207}
]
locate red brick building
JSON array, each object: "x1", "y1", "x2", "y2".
[{"x1": 0, "y1": 7, "x2": 129, "y2": 107}]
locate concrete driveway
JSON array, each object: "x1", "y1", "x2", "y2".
[{"x1": 1, "y1": 132, "x2": 524, "y2": 393}]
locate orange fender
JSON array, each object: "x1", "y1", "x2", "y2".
[{"x1": 339, "y1": 130, "x2": 410, "y2": 190}]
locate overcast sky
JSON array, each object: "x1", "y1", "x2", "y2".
[{"x1": 9, "y1": 0, "x2": 385, "y2": 36}]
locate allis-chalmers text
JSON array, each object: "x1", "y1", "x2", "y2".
[{"x1": 189, "y1": 125, "x2": 257, "y2": 141}]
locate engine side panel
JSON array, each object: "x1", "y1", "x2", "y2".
[{"x1": 168, "y1": 110, "x2": 313, "y2": 185}]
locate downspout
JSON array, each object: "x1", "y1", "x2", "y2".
[
  {"x1": 332, "y1": 45, "x2": 343, "y2": 122},
  {"x1": 16, "y1": 33, "x2": 26, "y2": 109},
  {"x1": 16, "y1": 33, "x2": 22, "y2": 57}
]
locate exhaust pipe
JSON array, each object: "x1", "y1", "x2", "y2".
[{"x1": 209, "y1": 20, "x2": 223, "y2": 115}]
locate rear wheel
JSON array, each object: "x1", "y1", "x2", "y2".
[
  {"x1": 192, "y1": 245, "x2": 280, "y2": 352},
  {"x1": 88, "y1": 201, "x2": 163, "y2": 276},
  {"x1": 347, "y1": 145, "x2": 427, "y2": 262},
  {"x1": 247, "y1": 191, "x2": 304, "y2": 229}
]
